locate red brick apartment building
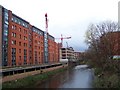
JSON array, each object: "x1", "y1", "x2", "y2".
[
  {"x1": 48, "y1": 35, "x2": 59, "y2": 63},
  {"x1": 110, "y1": 31, "x2": 120, "y2": 57},
  {"x1": 0, "y1": 5, "x2": 59, "y2": 67},
  {"x1": 100, "y1": 31, "x2": 120, "y2": 58}
]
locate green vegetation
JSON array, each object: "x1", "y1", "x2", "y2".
[
  {"x1": 2, "y1": 67, "x2": 68, "y2": 88},
  {"x1": 87, "y1": 55, "x2": 120, "y2": 88},
  {"x1": 93, "y1": 64, "x2": 120, "y2": 88},
  {"x1": 85, "y1": 21, "x2": 120, "y2": 88}
]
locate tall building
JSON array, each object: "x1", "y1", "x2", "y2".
[
  {"x1": 0, "y1": 5, "x2": 59, "y2": 66},
  {"x1": 48, "y1": 35, "x2": 59, "y2": 63}
]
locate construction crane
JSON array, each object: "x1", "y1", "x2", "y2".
[
  {"x1": 55, "y1": 34, "x2": 71, "y2": 48},
  {"x1": 45, "y1": 13, "x2": 48, "y2": 33}
]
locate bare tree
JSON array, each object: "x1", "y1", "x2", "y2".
[{"x1": 85, "y1": 21, "x2": 118, "y2": 68}]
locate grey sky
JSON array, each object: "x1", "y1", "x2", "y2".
[{"x1": 0, "y1": 0, "x2": 119, "y2": 52}]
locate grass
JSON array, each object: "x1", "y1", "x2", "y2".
[
  {"x1": 93, "y1": 66, "x2": 120, "y2": 88},
  {"x1": 93, "y1": 73, "x2": 119, "y2": 88},
  {"x1": 2, "y1": 67, "x2": 68, "y2": 88}
]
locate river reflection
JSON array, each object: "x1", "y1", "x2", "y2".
[{"x1": 35, "y1": 65, "x2": 94, "y2": 88}]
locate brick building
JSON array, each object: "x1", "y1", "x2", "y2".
[
  {"x1": 100, "y1": 31, "x2": 120, "y2": 58},
  {"x1": 74, "y1": 52, "x2": 81, "y2": 60},
  {"x1": 0, "y1": 5, "x2": 59, "y2": 66}
]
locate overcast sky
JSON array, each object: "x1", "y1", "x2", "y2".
[{"x1": 0, "y1": 0, "x2": 119, "y2": 52}]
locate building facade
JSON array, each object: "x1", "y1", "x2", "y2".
[
  {"x1": 0, "y1": 5, "x2": 59, "y2": 66},
  {"x1": 100, "y1": 31, "x2": 120, "y2": 59},
  {"x1": 48, "y1": 35, "x2": 59, "y2": 63},
  {"x1": 74, "y1": 52, "x2": 81, "y2": 60},
  {"x1": 61, "y1": 47, "x2": 75, "y2": 61}
]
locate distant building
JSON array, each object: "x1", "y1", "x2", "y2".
[
  {"x1": 60, "y1": 47, "x2": 75, "y2": 62},
  {"x1": 100, "y1": 31, "x2": 120, "y2": 59},
  {"x1": 48, "y1": 35, "x2": 59, "y2": 63},
  {"x1": 0, "y1": 5, "x2": 59, "y2": 66},
  {"x1": 74, "y1": 52, "x2": 81, "y2": 60}
]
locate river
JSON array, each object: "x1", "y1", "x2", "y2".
[{"x1": 34, "y1": 65, "x2": 94, "y2": 88}]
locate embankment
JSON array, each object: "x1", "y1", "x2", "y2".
[{"x1": 2, "y1": 64, "x2": 68, "y2": 88}]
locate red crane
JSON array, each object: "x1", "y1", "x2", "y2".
[
  {"x1": 45, "y1": 13, "x2": 48, "y2": 33},
  {"x1": 55, "y1": 34, "x2": 71, "y2": 48}
]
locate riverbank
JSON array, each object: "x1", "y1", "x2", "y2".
[
  {"x1": 93, "y1": 68, "x2": 120, "y2": 89},
  {"x1": 2, "y1": 65, "x2": 68, "y2": 88}
]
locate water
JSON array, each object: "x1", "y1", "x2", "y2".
[{"x1": 35, "y1": 65, "x2": 94, "y2": 88}]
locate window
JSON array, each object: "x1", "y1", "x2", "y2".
[
  {"x1": 24, "y1": 49, "x2": 27, "y2": 55},
  {"x1": 35, "y1": 51, "x2": 37, "y2": 64},
  {"x1": 4, "y1": 24, "x2": 8, "y2": 30},
  {"x1": 12, "y1": 32, "x2": 14, "y2": 37},
  {"x1": 35, "y1": 46, "x2": 37, "y2": 49},
  {"x1": 19, "y1": 34, "x2": 21, "y2": 39},
  {"x1": 11, "y1": 32, "x2": 16, "y2": 37},
  {"x1": 19, "y1": 28, "x2": 21, "y2": 32},
  {"x1": 5, "y1": 12, "x2": 8, "y2": 17},
  {"x1": 38, "y1": 41, "x2": 40, "y2": 45},
  {"x1": 24, "y1": 43, "x2": 27, "y2": 47},
  {"x1": 24, "y1": 49, "x2": 27, "y2": 65},
  {"x1": 25, "y1": 24, "x2": 28, "y2": 28},
  {"x1": 24, "y1": 36, "x2": 27, "y2": 40},
  {"x1": 15, "y1": 19, "x2": 17, "y2": 23},
  {"x1": 24, "y1": 29, "x2": 25, "y2": 34},
  {"x1": 5, "y1": 21, "x2": 8, "y2": 25},
  {"x1": 11, "y1": 40, "x2": 16, "y2": 45},
  {"x1": 29, "y1": 51, "x2": 32, "y2": 54},
  {"x1": 24, "y1": 29, "x2": 27, "y2": 34},
  {"x1": 11, "y1": 17, "x2": 13, "y2": 21},
  {"x1": 18, "y1": 21, "x2": 21, "y2": 25},
  {"x1": 19, "y1": 56, "x2": 21, "y2": 60},
  {"x1": 19, "y1": 42, "x2": 21, "y2": 46},
  {"x1": 39, "y1": 57, "x2": 40, "y2": 62},
  {"x1": 29, "y1": 39, "x2": 31, "y2": 42},
  {"x1": 12, "y1": 25, "x2": 16, "y2": 30},
  {"x1": 29, "y1": 57, "x2": 31, "y2": 60},
  {"x1": 29, "y1": 45, "x2": 32, "y2": 48},
  {"x1": 26, "y1": 30, "x2": 27, "y2": 34},
  {"x1": 5, "y1": 15, "x2": 8, "y2": 21},
  {"x1": 11, "y1": 48, "x2": 16, "y2": 66},
  {"x1": 19, "y1": 49, "x2": 21, "y2": 53},
  {"x1": 24, "y1": 56, "x2": 27, "y2": 65},
  {"x1": 12, "y1": 25, "x2": 14, "y2": 29},
  {"x1": 23, "y1": 23, "x2": 25, "y2": 26},
  {"x1": 14, "y1": 26, "x2": 16, "y2": 30},
  {"x1": 35, "y1": 34, "x2": 37, "y2": 38},
  {"x1": 26, "y1": 37, "x2": 27, "y2": 40},
  {"x1": 29, "y1": 33, "x2": 31, "y2": 36},
  {"x1": 24, "y1": 36, "x2": 25, "y2": 40},
  {"x1": 4, "y1": 32, "x2": 8, "y2": 36},
  {"x1": 4, "y1": 37, "x2": 8, "y2": 41}
]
